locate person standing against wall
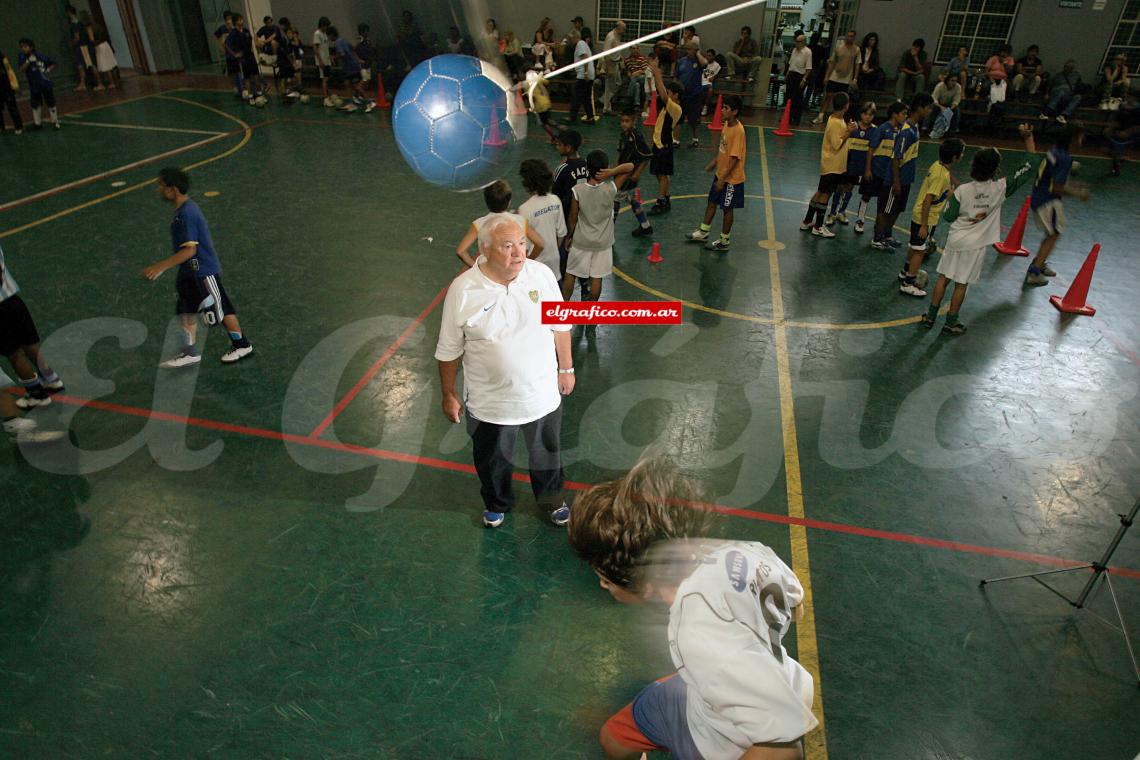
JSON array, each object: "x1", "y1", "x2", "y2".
[{"x1": 785, "y1": 33, "x2": 812, "y2": 126}]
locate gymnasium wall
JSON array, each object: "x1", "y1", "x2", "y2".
[
  {"x1": 0, "y1": 0, "x2": 86, "y2": 86},
  {"x1": 855, "y1": 0, "x2": 1123, "y2": 87}
]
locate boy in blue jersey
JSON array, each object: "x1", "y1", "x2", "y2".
[
  {"x1": 867, "y1": 102, "x2": 905, "y2": 246},
  {"x1": 872, "y1": 94, "x2": 932, "y2": 250},
  {"x1": 845, "y1": 102, "x2": 877, "y2": 233},
  {"x1": 143, "y1": 168, "x2": 254, "y2": 368},
  {"x1": 213, "y1": 11, "x2": 235, "y2": 73},
  {"x1": 328, "y1": 27, "x2": 368, "y2": 112},
  {"x1": 1025, "y1": 125, "x2": 1091, "y2": 286},
  {"x1": 225, "y1": 14, "x2": 266, "y2": 104},
  {"x1": 17, "y1": 39, "x2": 60, "y2": 131},
  {"x1": 0, "y1": 244, "x2": 65, "y2": 410}
]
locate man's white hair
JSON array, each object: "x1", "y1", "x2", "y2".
[{"x1": 477, "y1": 213, "x2": 524, "y2": 250}]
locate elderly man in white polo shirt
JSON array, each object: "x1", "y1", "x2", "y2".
[{"x1": 436, "y1": 214, "x2": 575, "y2": 528}]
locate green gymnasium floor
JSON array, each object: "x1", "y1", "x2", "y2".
[{"x1": 1, "y1": 89, "x2": 1138, "y2": 759}]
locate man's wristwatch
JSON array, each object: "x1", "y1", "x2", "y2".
[{"x1": 558, "y1": 368, "x2": 575, "y2": 374}]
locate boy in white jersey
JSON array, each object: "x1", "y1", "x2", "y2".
[
  {"x1": 517, "y1": 159, "x2": 566, "y2": 281},
  {"x1": 923, "y1": 124, "x2": 1038, "y2": 335},
  {"x1": 313, "y1": 17, "x2": 333, "y2": 107},
  {"x1": 455, "y1": 180, "x2": 545, "y2": 268},
  {"x1": 569, "y1": 458, "x2": 817, "y2": 760}
]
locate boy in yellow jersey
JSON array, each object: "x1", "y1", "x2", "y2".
[
  {"x1": 800, "y1": 91, "x2": 855, "y2": 239},
  {"x1": 899, "y1": 137, "x2": 965, "y2": 296},
  {"x1": 685, "y1": 94, "x2": 746, "y2": 251},
  {"x1": 647, "y1": 57, "x2": 684, "y2": 216}
]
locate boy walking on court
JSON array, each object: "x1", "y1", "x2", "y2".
[
  {"x1": 143, "y1": 168, "x2": 254, "y2": 368},
  {"x1": 800, "y1": 91, "x2": 854, "y2": 239},
  {"x1": 925, "y1": 125, "x2": 1039, "y2": 334},
  {"x1": 1025, "y1": 125, "x2": 1090, "y2": 286},
  {"x1": 17, "y1": 39, "x2": 60, "y2": 131},
  {"x1": 568, "y1": 458, "x2": 818, "y2": 760},
  {"x1": 647, "y1": 58, "x2": 684, "y2": 216},
  {"x1": 899, "y1": 137, "x2": 965, "y2": 297},
  {"x1": 616, "y1": 109, "x2": 654, "y2": 237},
  {"x1": 564, "y1": 150, "x2": 623, "y2": 302},
  {"x1": 0, "y1": 244, "x2": 65, "y2": 409},
  {"x1": 685, "y1": 94, "x2": 746, "y2": 251}
]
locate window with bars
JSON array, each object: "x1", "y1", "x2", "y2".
[
  {"x1": 832, "y1": 0, "x2": 860, "y2": 39},
  {"x1": 597, "y1": 0, "x2": 686, "y2": 44},
  {"x1": 935, "y1": 0, "x2": 1021, "y2": 65},
  {"x1": 1103, "y1": 0, "x2": 1140, "y2": 73}
]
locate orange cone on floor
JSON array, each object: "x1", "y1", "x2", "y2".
[
  {"x1": 514, "y1": 85, "x2": 526, "y2": 115},
  {"x1": 647, "y1": 242, "x2": 664, "y2": 263},
  {"x1": 994, "y1": 196, "x2": 1032, "y2": 256},
  {"x1": 643, "y1": 93, "x2": 659, "y2": 126},
  {"x1": 708, "y1": 94, "x2": 724, "y2": 132},
  {"x1": 485, "y1": 105, "x2": 507, "y2": 147},
  {"x1": 773, "y1": 98, "x2": 794, "y2": 137},
  {"x1": 375, "y1": 73, "x2": 391, "y2": 108},
  {"x1": 1049, "y1": 244, "x2": 1100, "y2": 316}
]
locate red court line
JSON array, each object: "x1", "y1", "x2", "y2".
[
  {"x1": 308, "y1": 283, "x2": 451, "y2": 439},
  {"x1": 43, "y1": 392, "x2": 1140, "y2": 581}
]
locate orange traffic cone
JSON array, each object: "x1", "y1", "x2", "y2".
[
  {"x1": 375, "y1": 73, "x2": 391, "y2": 108},
  {"x1": 1049, "y1": 244, "x2": 1100, "y2": 316},
  {"x1": 485, "y1": 104, "x2": 506, "y2": 147},
  {"x1": 647, "y1": 242, "x2": 663, "y2": 263},
  {"x1": 708, "y1": 94, "x2": 724, "y2": 132},
  {"x1": 773, "y1": 98, "x2": 794, "y2": 137},
  {"x1": 994, "y1": 196, "x2": 1031, "y2": 256},
  {"x1": 643, "y1": 93, "x2": 659, "y2": 127},
  {"x1": 514, "y1": 85, "x2": 526, "y2": 115}
]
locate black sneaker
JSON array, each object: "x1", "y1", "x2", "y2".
[
  {"x1": 941, "y1": 322, "x2": 967, "y2": 336},
  {"x1": 631, "y1": 225, "x2": 654, "y2": 237},
  {"x1": 647, "y1": 202, "x2": 670, "y2": 216},
  {"x1": 920, "y1": 314, "x2": 935, "y2": 329}
]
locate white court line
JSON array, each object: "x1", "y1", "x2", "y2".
[
  {"x1": 0, "y1": 132, "x2": 231, "y2": 213},
  {"x1": 59, "y1": 119, "x2": 225, "y2": 136}
]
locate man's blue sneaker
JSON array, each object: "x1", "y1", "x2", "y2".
[
  {"x1": 550, "y1": 503, "x2": 571, "y2": 527},
  {"x1": 483, "y1": 511, "x2": 505, "y2": 528}
]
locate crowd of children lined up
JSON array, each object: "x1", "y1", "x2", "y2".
[{"x1": 804, "y1": 91, "x2": 1090, "y2": 335}]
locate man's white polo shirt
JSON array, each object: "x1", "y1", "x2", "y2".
[{"x1": 435, "y1": 258, "x2": 570, "y2": 426}]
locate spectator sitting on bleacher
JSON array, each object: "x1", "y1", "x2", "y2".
[
  {"x1": 930, "y1": 73, "x2": 963, "y2": 138},
  {"x1": 503, "y1": 30, "x2": 525, "y2": 81},
  {"x1": 858, "y1": 32, "x2": 884, "y2": 91},
  {"x1": 725, "y1": 25, "x2": 760, "y2": 83},
  {"x1": 895, "y1": 38, "x2": 927, "y2": 100},
  {"x1": 1100, "y1": 53, "x2": 1130, "y2": 106},
  {"x1": 625, "y1": 45, "x2": 649, "y2": 115},
  {"x1": 1012, "y1": 45, "x2": 1045, "y2": 99},
  {"x1": 1039, "y1": 60, "x2": 1083, "y2": 124},
  {"x1": 700, "y1": 49, "x2": 722, "y2": 116},
  {"x1": 983, "y1": 44, "x2": 1014, "y2": 93},
  {"x1": 944, "y1": 45, "x2": 971, "y2": 89}
]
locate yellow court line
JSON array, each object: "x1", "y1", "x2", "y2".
[
  {"x1": 612, "y1": 194, "x2": 929, "y2": 331},
  {"x1": 60, "y1": 119, "x2": 226, "y2": 136},
  {"x1": 0, "y1": 93, "x2": 253, "y2": 240},
  {"x1": 759, "y1": 125, "x2": 828, "y2": 759}
]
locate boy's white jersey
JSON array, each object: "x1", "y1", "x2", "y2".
[
  {"x1": 667, "y1": 541, "x2": 818, "y2": 759},
  {"x1": 945, "y1": 177, "x2": 1009, "y2": 250},
  {"x1": 518, "y1": 194, "x2": 566, "y2": 280}
]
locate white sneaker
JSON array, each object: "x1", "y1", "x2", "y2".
[
  {"x1": 899, "y1": 281, "x2": 927, "y2": 297},
  {"x1": 825, "y1": 214, "x2": 836, "y2": 226},
  {"x1": 800, "y1": 222, "x2": 813, "y2": 231},
  {"x1": 812, "y1": 226, "x2": 836, "y2": 238},
  {"x1": 690, "y1": 137, "x2": 700, "y2": 148},
  {"x1": 159, "y1": 351, "x2": 202, "y2": 369},
  {"x1": 15, "y1": 395, "x2": 51, "y2": 410},
  {"x1": 1056, "y1": 114, "x2": 1067, "y2": 125},
  {"x1": 339, "y1": 103, "x2": 358, "y2": 112},
  {"x1": 364, "y1": 101, "x2": 376, "y2": 113},
  {"x1": 836, "y1": 212, "x2": 849, "y2": 225},
  {"x1": 811, "y1": 114, "x2": 824, "y2": 125},
  {"x1": 3, "y1": 417, "x2": 66, "y2": 444},
  {"x1": 686, "y1": 229, "x2": 709, "y2": 242},
  {"x1": 221, "y1": 345, "x2": 253, "y2": 364},
  {"x1": 323, "y1": 97, "x2": 335, "y2": 108}
]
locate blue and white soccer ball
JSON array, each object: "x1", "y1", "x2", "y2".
[{"x1": 392, "y1": 54, "x2": 528, "y2": 192}]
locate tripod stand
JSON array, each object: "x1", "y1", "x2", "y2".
[{"x1": 979, "y1": 495, "x2": 1139, "y2": 688}]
